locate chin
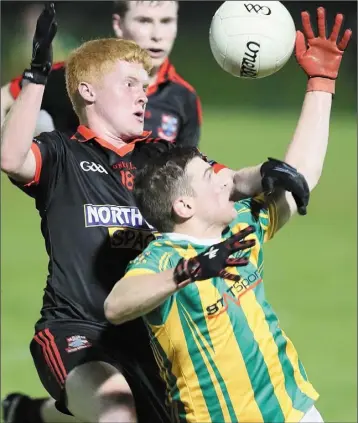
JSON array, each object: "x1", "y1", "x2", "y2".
[{"x1": 151, "y1": 56, "x2": 168, "y2": 70}]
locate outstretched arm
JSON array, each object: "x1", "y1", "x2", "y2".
[
  {"x1": 227, "y1": 8, "x2": 351, "y2": 229},
  {"x1": 272, "y1": 8, "x2": 351, "y2": 230}
]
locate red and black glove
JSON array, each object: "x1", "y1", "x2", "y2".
[
  {"x1": 295, "y1": 7, "x2": 352, "y2": 94},
  {"x1": 173, "y1": 226, "x2": 256, "y2": 288},
  {"x1": 23, "y1": 2, "x2": 57, "y2": 85}
]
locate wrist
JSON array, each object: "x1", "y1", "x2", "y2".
[
  {"x1": 22, "y1": 63, "x2": 51, "y2": 85},
  {"x1": 306, "y1": 77, "x2": 335, "y2": 95}
]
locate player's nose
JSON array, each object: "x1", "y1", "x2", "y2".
[
  {"x1": 151, "y1": 23, "x2": 163, "y2": 41},
  {"x1": 137, "y1": 90, "x2": 148, "y2": 106}
]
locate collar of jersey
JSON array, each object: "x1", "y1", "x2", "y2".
[
  {"x1": 72, "y1": 125, "x2": 152, "y2": 157},
  {"x1": 164, "y1": 232, "x2": 220, "y2": 246},
  {"x1": 146, "y1": 58, "x2": 176, "y2": 96}
]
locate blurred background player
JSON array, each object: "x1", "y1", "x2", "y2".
[{"x1": 1, "y1": 1, "x2": 202, "y2": 145}]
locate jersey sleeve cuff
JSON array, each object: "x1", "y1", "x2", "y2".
[
  {"x1": 24, "y1": 142, "x2": 43, "y2": 187},
  {"x1": 212, "y1": 163, "x2": 227, "y2": 173},
  {"x1": 9, "y1": 76, "x2": 22, "y2": 99},
  {"x1": 124, "y1": 268, "x2": 157, "y2": 278}
]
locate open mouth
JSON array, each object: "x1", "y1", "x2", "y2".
[
  {"x1": 134, "y1": 111, "x2": 144, "y2": 122},
  {"x1": 147, "y1": 48, "x2": 164, "y2": 57}
]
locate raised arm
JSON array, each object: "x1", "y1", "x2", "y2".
[
  {"x1": 271, "y1": 8, "x2": 351, "y2": 230},
  {"x1": 227, "y1": 8, "x2": 351, "y2": 229},
  {"x1": 0, "y1": 3, "x2": 57, "y2": 183}
]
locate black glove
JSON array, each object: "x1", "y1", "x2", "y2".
[
  {"x1": 173, "y1": 226, "x2": 256, "y2": 288},
  {"x1": 260, "y1": 157, "x2": 310, "y2": 216},
  {"x1": 23, "y1": 2, "x2": 57, "y2": 85}
]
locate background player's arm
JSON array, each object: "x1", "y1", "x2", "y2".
[
  {"x1": 1, "y1": 83, "x2": 44, "y2": 183},
  {"x1": 105, "y1": 269, "x2": 178, "y2": 325}
]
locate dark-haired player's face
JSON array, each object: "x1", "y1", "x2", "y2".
[
  {"x1": 93, "y1": 60, "x2": 148, "y2": 140},
  {"x1": 113, "y1": 1, "x2": 178, "y2": 71},
  {"x1": 186, "y1": 157, "x2": 237, "y2": 227}
]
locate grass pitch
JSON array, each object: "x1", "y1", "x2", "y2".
[{"x1": 1, "y1": 108, "x2": 356, "y2": 421}]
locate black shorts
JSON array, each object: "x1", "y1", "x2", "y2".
[{"x1": 29, "y1": 320, "x2": 170, "y2": 423}]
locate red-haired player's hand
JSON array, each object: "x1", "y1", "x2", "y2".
[{"x1": 295, "y1": 7, "x2": 352, "y2": 93}]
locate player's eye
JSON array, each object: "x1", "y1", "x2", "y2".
[
  {"x1": 138, "y1": 17, "x2": 152, "y2": 24},
  {"x1": 125, "y1": 81, "x2": 133, "y2": 88},
  {"x1": 161, "y1": 17, "x2": 175, "y2": 24}
]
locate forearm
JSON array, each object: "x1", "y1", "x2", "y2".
[
  {"x1": 284, "y1": 86, "x2": 332, "y2": 190},
  {"x1": 1, "y1": 83, "x2": 44, "y2": 172},
  {"x1": 233, "y1": 164, "x2": 263, "y2": 199},
  {"x1": 1, "y1": 83, "x2": 15, "y2": 127},
  {"x1": 104, "y1": 269, "x2": 177, "y2": 325}
]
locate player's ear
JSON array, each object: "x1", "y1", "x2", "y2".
[
  {"x1": 78, "y1": 82, "x2": 96, "y2": 104},
  {"x1": 112, "y1": 14, "x2": 123, "y2": 38},
  {"x1": 173, "y1": 196, "x2": 195, "y2": 220}
]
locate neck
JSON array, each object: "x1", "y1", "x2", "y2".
[
  {"x1": 173, "y1": 218, "x2": 224, "y2": 241},
  {"x1": 80, "y1": 114, "x2": 127, "y2": 148}
]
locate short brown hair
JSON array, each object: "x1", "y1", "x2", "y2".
[
  {"x1": 113, "y1": 1, "x2": 178, "y2": 18},
  {"x1": 134, "y1": 147, "x2": 200, "y2": 233},
  {"x1": 65, "y1": 38, "x2": 152, "y2": 118}
]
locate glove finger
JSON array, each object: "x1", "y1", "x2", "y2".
[
  {"x1": 218, "y1": 270, "x2": 241, "y2": 282},
  {"x1": 292, "y1": 193, "x2": 307, "y2": 216},
  {"x1": 231, "y1": 239, "x2": 256, "y2": 252},
  {"x1": 316, "y1": 7, "x2": 326, "y2": 38},
  {"x1": 338, "y1": 28, "x2": 352, "y2": 51},
  {"x1": 301, "y1": 11, "x2": 315, "y2": 40},
  {"x1": 226, "y1": 225, "x2": 255, "y2": 247},
  {"x1": 262, "y1": 176, "x2": 275, "y2": 194},
  {"x1": 329, "y1": 13, "x2": 343, "y2": 42},
  {"x1": 226, "y1": 257, "x2": 249, "y2": 267}
]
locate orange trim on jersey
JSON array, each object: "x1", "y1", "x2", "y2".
[
  {"x1": 146, "y1": 58, "x2": 172, "y2": 97},
  {"x1": 74, "y1": 125, "x2": 151, "y2": 157},
  {"x1": 9, "y1": 62, "x2": 66, "y2": 100},
  {"x1": 196, "y1": 96, "x2": 203, "y2": 125},
  {"x1": 24, "y1": 142, "x2": 43, "y2": 187},
  {"x1": 9, "y1": 76, "x2": 22, "y2": 99},
  {"x1": 146, "y1": 59, "x2": 202, "y2": 125},
  {"x1": 212, "y1": 163, "x2": 227, "y2": 173},
  {"x1": 51, "y1": 61, "x2": 65, "y2": 71}
]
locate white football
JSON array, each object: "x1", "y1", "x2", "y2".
[{"x1": 209, "y1": 1, "x2": 296, "y2": 79}]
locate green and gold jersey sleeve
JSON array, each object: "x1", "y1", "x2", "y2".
[
  {"x1": 125, "y1": 240, "x2": 173, "y2": 277},
  {"x1": 125, "y1": 240, "x2": 176, "y2": 326},
  {"x1": 232, "y1": 194, "x2": 278, "y2": 244}
]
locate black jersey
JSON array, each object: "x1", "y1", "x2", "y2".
[
  {"x1": 12, "y1": 126, "x2": 179, "y2": 332},
  {"x1": 10, "y1": 59, "x2": 202, "y2": 146}
]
